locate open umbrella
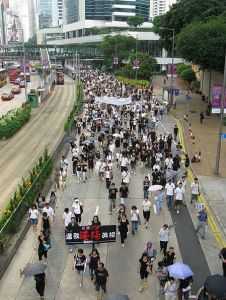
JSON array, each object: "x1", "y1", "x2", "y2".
[
  {"x1": 148, "y1": 185, "x2": 163, "y2": 192},
  {"x1": 113, "y1": 133, "x2": 121, "y2": 138},
  {"x1": 64, "y1": 136, "x2": 77, "y2": 143},
  {"x1": 101, "y1": 127, "x2": 110, "y2": 132},
  {"x1": 204, "y1": 274, "x2": 226, "y2": 297},
  {"x1": 167, "y1": 262, "x2": 193, "y2": 280},
  {"x1": 87, "y1": 137, "x2": 97, "y2": 143},
  {"x1": 81, "y1": 140, "x2": 92, "y2": 145},
  {"x1": 106, "y1": 294, "x2": 129, "y2": 300},
  {"x1": 21, "y1": 262, "x2": 47, "y2": 277}
]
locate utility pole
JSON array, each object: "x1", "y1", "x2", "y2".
[
  {"x1": 170, "y1": 28, "x2": 175, "y2": 108},
  {"x1": 22, "y1": 32, "x2": 28, "y2": 103},
  {"x1": 215, "y1": 51, "x2": 226, "y2": 175}
]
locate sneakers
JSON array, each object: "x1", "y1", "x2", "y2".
[
  {"x1": 79, "y1": 283, "x2": 83, "y2": 288},
  {"x1": 69, "y1": 248, "x2": 73, "y2": 253},
  {"x1": 145, "y1": 223, "x2": 148, "y2": 229},
  {"x1": 131, "y1": 235, "x2": 134, "y2": 237},
  {"x1": 122, "y1": 243, "x2": 125, "y2": 247},
  {"x1": 177, "y1": 210, "x2": 180, "y2": 214},
  {"x1": 108, "y1": 211, "x2": 112, "y2": 214},
  {"x1": 138, "y1": 286, "x2": 143, "y2": 292},
  {"x1": 118, "y1": 232, "x2": 120, "y2": 235}
]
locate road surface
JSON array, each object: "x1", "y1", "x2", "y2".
[{"x1": 0, "y1": 75, "x2": 75, "y2": 211}]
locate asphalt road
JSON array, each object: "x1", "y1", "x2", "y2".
[
  {"x1": 0, "y1": 75, "x2": 75, "y2": 211},
  {"x1": 0, "y1": 73, "x2": 41, "y2": 117}
]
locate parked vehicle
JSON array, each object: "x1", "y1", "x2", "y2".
[
  {"x1": 19, "y1": 81, "x2": 26, "y2": 88},
  {"x1": 1, "y1": 91, "x2": 14, "y2": 101},
  {"x1": 11, "y1": 86, "x2": 21, "y2": 94}
]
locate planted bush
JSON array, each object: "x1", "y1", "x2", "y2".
[
  {"x1": 0, "y1": 148, "x2": 53, "y2": 234},
  {"x1": 64, "y1": 80, "x2": 84, "y2": 131},
  {"x1": 0, "y1": 104, "x2": 31, "y2": 139}
]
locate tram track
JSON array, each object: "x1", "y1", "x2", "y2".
[{"x1": 0, "y1": 76, "x2": 75, "y2": 211}]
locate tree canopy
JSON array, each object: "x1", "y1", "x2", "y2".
[
  {"x1": 100, "y1": 34, "x2": 136, "y2": 68},
  {"x1": 122, "y1": 52, "x2": 157, "y2": 80},
  {"x1": 176, "y1": 16, "x2": 226, "y2": 69},
  {"x1": 127, "y1": 16, "x2": 144, "y2": 29}
]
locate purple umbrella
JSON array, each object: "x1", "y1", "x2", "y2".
[{"x1": 167, "y1": 262, "x2": 194, "y2": 280}]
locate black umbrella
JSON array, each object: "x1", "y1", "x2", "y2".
[
  {"x1": 204, "y1": 274, "x2": 226, "y2": 297},
  {"x1": 106, "y1": 294, "x2": 129, "y2": 300},
  {"x1": 21, "y1": 262, "x2": 47, "y2": 277}
]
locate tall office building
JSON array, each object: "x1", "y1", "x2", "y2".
[
  {"x1": 37, "y1": 0, "x2": 62, "y2": 29},
  {"x1": 63, "y1": 0, "x2": 149, "y2": 25},
  {"x1": 150, "y1": 0, "x2": 177, "y2": 18}
]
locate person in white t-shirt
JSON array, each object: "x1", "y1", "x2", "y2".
[
  {"x1": 159, "y1": 224, "x2": 170, "y2": 255},
  {"x1": 165, "y1": 180, "x2": 175, "y2": 210},
  {"x1": 130, "y1": 205, "x2": 140, "y2": 237},
  {"x1": 43, "y1": 202, "x2": 55, "y2": 223},
  {"x1": 190, "y1": 177, "x2": 201, "y2": 205},
  {"x1": 63, "y1": 207, "x2": 73, "y2": 227},
  {"x1": 142, "y1": 196, "x2": 152, "y2": 228},
  {"x1": 120, "y1": 155, "x2": 129, "y2": 172},
  {"x1": 121, "y1": 167, "x2": 130, "y2": 187},
  {"x1": 29, "y1": 204, "x2": 39, "y2": 233},
  {"x1": 72, "y1": 198, "x2": 84, "y2": 224},
  {"x1": 174, "y1": 182, "x2": 184, "y2": 214},
  {"x1": 177, "y1": 175, "x2": 187, "y2": 206}
]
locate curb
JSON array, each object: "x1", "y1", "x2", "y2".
[{"x1": 175, "y1": 116, "x2": 226, "y2": 249}]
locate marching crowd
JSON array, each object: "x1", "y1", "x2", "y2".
[{"x1": 27, "y1": 69, "x2": 226, "y2": 300}]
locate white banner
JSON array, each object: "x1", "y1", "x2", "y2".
[{"x1": 95, "y1": 96, "x2": 132, "y2": 106}]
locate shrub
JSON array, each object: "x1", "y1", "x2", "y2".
[
  {"x1": 0, "y1": 105, "x2": 31, "y2": 139},
  {"x1": 181, "y1": 68, "x2": 196, "y2": 84}
]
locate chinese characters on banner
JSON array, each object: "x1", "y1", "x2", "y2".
[
  {"x1": 212, "y1": 83, "x2": 226, "y2": 113},
  {"x1": 167, "y1": 64, "x2": 177, "y2": 77},
  {"x1": 65, "y1": 225, "x2": 117, "y2": 245}
]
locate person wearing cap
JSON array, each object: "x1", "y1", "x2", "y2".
[{"x1": 195, "y1": 207, "x2": 208, "y2": 239}]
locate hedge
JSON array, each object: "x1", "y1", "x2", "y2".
[
  {"x1": 115, "y1": 76, "x2": 149, "y2": 87},
  {"x1": 0, "y1": 104, "x2": 31, "y2": 139},
  {"x1": 0, "y1": 148, "x2": 53, "y2": 238},
  {"x1": 64, "y1": 79, "x2": 84, "y2": 131}
]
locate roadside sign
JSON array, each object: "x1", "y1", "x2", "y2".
[
  {"x1": 195, "y1": 203, "x2": 205, "y2": 210},
  {"x1": 113, "y1": 57, "x2": 119, "y2": 65},
  {"x1": 221, "y1": 133, "x2": 226, "y2": 139},
  {"x1": 170, "y1": 88, "x2": 179, "y2": 96},
  {"x1": 133, "y1": 60, "x2": 140, "y2": 69}
]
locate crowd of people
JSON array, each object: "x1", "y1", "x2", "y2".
[{"x1": 26, "y1": 69, "x2": 226, "y2": 300}]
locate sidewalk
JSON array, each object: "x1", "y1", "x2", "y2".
[{"x1": 153, "y1": 75, "x2": 226, "y2": 244}]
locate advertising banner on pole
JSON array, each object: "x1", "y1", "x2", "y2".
[
  {"x1": 212, "y1": 83, "x2": 226, "y2": 113},
  {"x1": 113, "y1": 57, "x2": 119, "y2": 65},
  {"x1": 167, "y1": 64, "x2": 177, "y2": 77}
]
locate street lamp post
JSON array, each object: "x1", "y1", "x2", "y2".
[
  {"x1": 22, "y1": 32, "x2": 28, "y2": 103},
  {"x1": 159, "y1": 27, "x2": 175, "y2": 108},
  {"x1": 135, "y1": 34, "x2": 138, "y2": 80},
  {"x1": 215, "y1": 51, "x2": 226, "y2": 175}
]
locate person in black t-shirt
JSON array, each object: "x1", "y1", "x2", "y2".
[
  {"x1": 89, "y1": 248, "x2": 100, "y2": 279},
  {"x1": 162, "y1": 246, "x2": 176, "y2": 267},
  {"x1": 93, "y1": 262, "x2": 109, "y2": 299},
  {"x1": 119, "y1": 182, "x2": 129, "y2": 207},
  {"x1": 73, "y1": 248, "x2": 86, "y2": 288},
  {"x1": 108, "y1": 183, "x2": 118, "y2": 213}
]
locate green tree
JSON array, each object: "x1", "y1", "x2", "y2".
[
  {"x1": 176, "y1": 16, "x2": 226, "y2": 70},
  {"x1": 153, "y1": 0, "x2": 226, "y2": 50},
  {"x1": 100, "y1": 34, "x2": 136, "y2": 68},
  {"x1": 181, "y1": 68, "x2": 196, "y2": 84},
  {"x1": 123, "y1": 52, "x2": 157, "y2": 80},
  {"x1": 127, "y1": 16, "x2": 144, "y2": 29}
]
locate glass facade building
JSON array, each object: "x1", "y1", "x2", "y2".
[
  {"x1": 64, "y1": 0, "x2": 79, "y2": 24},
  {"x1": 85, "y1": 0, "x2": 113, "y2": 21},
  {"x1": 37, "y1": 0, "x2": 52, "y2": 29}
]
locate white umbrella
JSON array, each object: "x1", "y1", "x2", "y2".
[
  {"x1": 148, "y1": 185, "x2": 163, "y2": 192},
  {"x1": 113, "y1": 133, "x2": 121, "y2": 137}
]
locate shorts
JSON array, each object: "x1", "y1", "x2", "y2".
[
  {"x1": 175, "y1": 200, "x2": 182, "y2": 206},
  {"x1": 140, "y1": 271, "x2": 149, "y2": 279},
  {"x1": 30, "y1": 218, "x2": 38, "y2": 225},
  {"x1": 76, "y1": 269, "x2": 84, "y2": 277},
  {"x1": 191, "y1": 194, "x2": 198, "y2": 201},
  {"x1": 95, "y1": 282, "x2": 106, "y2": 292}
]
